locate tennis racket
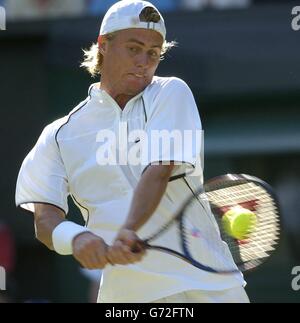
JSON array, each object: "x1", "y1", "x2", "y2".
[{"x1": 134, "y1": 174, "x2": 281, "y2": 274}]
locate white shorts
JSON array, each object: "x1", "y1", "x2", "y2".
[{"x1": 151, "y1": 287, "x2": 250, "y2": 303}]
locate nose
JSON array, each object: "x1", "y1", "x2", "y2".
[{"x1": 135, "y1": 53, "x2": 149, "y2": 68}]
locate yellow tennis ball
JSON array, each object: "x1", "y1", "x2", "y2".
[{"x1": 222, "y1": 207, "x2": 257, "y2": 240}]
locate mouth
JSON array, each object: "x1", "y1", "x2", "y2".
[{"x1": 128, "y1": 73, "x2": 145, "y2": 79}]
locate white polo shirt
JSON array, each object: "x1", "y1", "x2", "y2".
[{"x1": 16, "y1": 76, "x2": 245, "y2": 303}]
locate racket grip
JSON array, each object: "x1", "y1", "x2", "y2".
[{"x1": 131, "y1": 241, "x2": 146, "y2": 253}]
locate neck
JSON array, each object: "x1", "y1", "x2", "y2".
[
  {"x1": 99, "y1": 82, "x2": 133, "y2": 110},
  {"x1": 114, "y1": 94, "x2": 134, "y2": 110}
]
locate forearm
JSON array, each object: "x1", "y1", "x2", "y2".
[
  {"x1": 122, "y1": 164, "x2": 174, "y2": 231},
  {"x1": 34, "y1": 204, "x2": 66, "y2": 250}
]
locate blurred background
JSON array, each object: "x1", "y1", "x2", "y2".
[{"x1": 0, "y1": 0, "x2": 300, "y2": 303}]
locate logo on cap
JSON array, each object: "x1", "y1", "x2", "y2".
[{"x1": 139, "y1": 7, "x2": 161, "y2": 23}]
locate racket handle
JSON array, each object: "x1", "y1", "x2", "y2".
[{"x1": 131, "y1": 241, "x2": 147, "y2": 253}]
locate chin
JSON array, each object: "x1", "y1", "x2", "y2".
[
  {"x1": 127, "y1": 80, "x2": 150, "y2": 95},
  {"x1": 126, "y1": 85, "x2": 146, "y2": 96}
]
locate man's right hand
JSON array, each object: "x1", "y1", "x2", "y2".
[{"x1": 72, "y1": 232, "x2": 109, "y2": 269}]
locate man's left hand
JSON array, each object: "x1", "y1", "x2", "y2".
[{"x1": 106, "y1": 228, "x2": 145, "y2": 265}]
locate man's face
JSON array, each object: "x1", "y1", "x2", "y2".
[{"x1": 100, "y1": 28, "x2": 163, "y2": 97}]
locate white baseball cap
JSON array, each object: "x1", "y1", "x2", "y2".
[{"x1": 99, "y1": 0, "x2": 166, "y2": 41}]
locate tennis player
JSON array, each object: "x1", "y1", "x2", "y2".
[{"x1": 15, "y1": 0, "x2": 249, "y2": 303}]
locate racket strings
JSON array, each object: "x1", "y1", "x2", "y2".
[{"x1": 206, "y1": 182, "x2": 280, "y2": 270}]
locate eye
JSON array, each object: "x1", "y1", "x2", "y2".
[
  {"x1": 149, "y1": 50, "x2": 159, "y2": 59},
  {"x1": 128, "y1": 46, "x2": 138, "y2": 53}
]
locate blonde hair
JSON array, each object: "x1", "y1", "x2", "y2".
[{"x1": 81, "y1": 32, "x2": 177, "y2": 78}]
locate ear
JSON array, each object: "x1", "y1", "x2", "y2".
[{"x1": 98, "y1": 36, "x2": 107, "y2": 55}]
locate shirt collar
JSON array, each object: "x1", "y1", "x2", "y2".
[{"x1": 89, "y1": 83, "x2": 145, "y2": 107}]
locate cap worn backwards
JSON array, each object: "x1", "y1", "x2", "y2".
[{"x1": 99, "y1": 0, "x2": 166, "y2": 41}]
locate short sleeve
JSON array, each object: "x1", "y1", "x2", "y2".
[
  {"x1": 141, "y1": 78, "x2": 203, "y2": 178},
  {"x1": 15, "y1": 123, "x2": 69, "y2": 214}
]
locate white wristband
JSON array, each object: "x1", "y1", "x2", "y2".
[{"x1": 52, "y1": 221, "x2": 90, "y2": 255}]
